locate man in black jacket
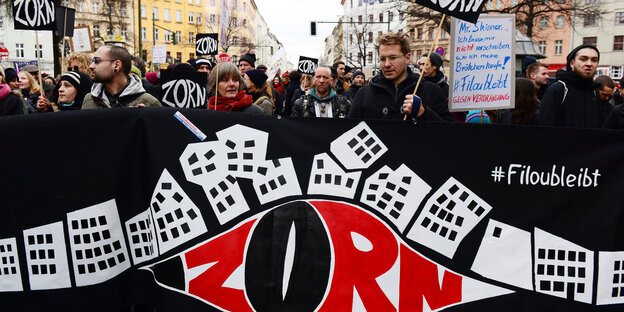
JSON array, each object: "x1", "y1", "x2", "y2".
[
  {"x1": 349, "y1": 32, "x2": 451, "y2": 122},
  {"x1": 292, "y1": 66, "x2": 351, "y2": 118},
  {"x1": 418, "y1": 52, "x2": 449, "y2": 101},
  {"x1": 538, "y1": 44, "x2": 611, "y2": 128}
]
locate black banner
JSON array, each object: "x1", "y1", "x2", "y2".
[
  {"x1": 54, "y1": 6, "x2": 75, "y2": 37},
  {"x1": 414, "y1": 0, "x2": 485, "y2": 24},
  {"x1": 297, "y1": 56, "x2": 318, "y2": 75},
  {"x1": 160, "y1": 70, "x2": 208, "y2": 109},
  {"x1": 196, "y1": 33, "x2": 218, "y2": 56},
  {"x1": 13, "y1": 0, "x2": 56, "y2": 31},
  {"x1": 0, "y1": 108, "x2": 623, "y2": 311}
]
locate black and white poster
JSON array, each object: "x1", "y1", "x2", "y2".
[
  {"x1": 160, "y1": 70, "x2": 208, "y2": 109},
  {"x1": 195, "y1": 33, "x2": 218, "y2": 56},
  {"x1": 414, "y1": 0, "x2": 486, "y2": 23},
  {"x1": 54, "y1": 6, "x2": 76, "y2": 37},
  {"x1": 0, "y1": 108, "x2": 623, "y2": 311},
  {"x1": 13, "y1": 0, "x2": 56, "y2": 31},
  {"x1": 297, "y1": 56, "x2": 318, "y2": 75}
]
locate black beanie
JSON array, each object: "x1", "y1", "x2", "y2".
[
  {"x1": 566, "y1": 44, "x2": 600, "y2": 70},
  {"x1": 239, "y1": 53, "x2": 256, "y2": 68},
  {"x1": 173, "y1": 62, "x2": 196, "y2": 72},
  {"x1": 4, "y1": 68, "x2": 18, "y2": 83},
  {"x1": 60, "y1": 71, "x2": 92, "y2": 105},
  {"x1": 423, "y1": 52, "x2": 443, "y2": 69},
  {"x1": 353, "y1": 70, "x2": 365, "y2": 80},
  {"x1": 245, "y1": 69, "x2": 267, "y2": 89}
]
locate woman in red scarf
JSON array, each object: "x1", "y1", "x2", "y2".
[
  {"x1": 272, "y1": 76, "x2": 285, "y2": 96},
  {"x1": 207, "y1": 62, "x2": 266, "y2": 114}
]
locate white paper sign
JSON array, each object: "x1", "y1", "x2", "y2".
[
  {"x1": 449, "y1": 15, "x2": 515, "y2": 111},
  {"x1": 152, "y1": 45, "x2": 167, "y2": 64},
  {"x1": 70, "y1": 26, "x2": 94, "y2": 53},
  {"x1": 267, "y1": 48, "x2": 285, "y2": 80}
]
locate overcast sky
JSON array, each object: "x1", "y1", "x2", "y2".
[{"x1": 254, "y1": 0, "x2": 344, "y2": 68}]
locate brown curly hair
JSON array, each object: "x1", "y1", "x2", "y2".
[{"x1": 67, "y1": 53, "x2": 93, "y2": 77}]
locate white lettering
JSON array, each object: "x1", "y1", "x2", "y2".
[
  {"x1": 162, "y1": 79, "x2": 207, "y2": 108},
  {"x1": 13, "y1": 0, "x2": 54, "y2": 28},
  {"x1": 298, "y1": 60, "x2": 317, "y2": 74},
  {"x1": 196, "y1": 36, "x2": 217, "y2": 55}
]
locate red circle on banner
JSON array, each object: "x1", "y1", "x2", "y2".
[
  {"x1": 218, "y1": 53, "x2": 231, "y2": 63},
  {"x1": 435, "y1": 47, "x2": 445, "y2": 56}
]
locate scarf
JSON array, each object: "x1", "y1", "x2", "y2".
[{"x1": 208, "y1": 90, "x2": 252, "y2": 112}]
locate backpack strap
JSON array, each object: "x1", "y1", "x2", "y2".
[
  {"x1": 254, "y1": 96, "x2": 269, "y2": 106},
  {"x1": 557, "y1": 80, "x2": 568, "y2": 106}
]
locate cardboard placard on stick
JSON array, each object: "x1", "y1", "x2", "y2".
[
  {"x1": 297, "y1": 56, "x2": 318, "y2": 75},
  {"x1": 55, "y1": 6, "x2": 75, "y2": 37},
  {"x1": 160, "y1": 70, "x2": 208, "y2": 109},
  {"x1": 413, "y1": 0, "x2": 486, "y2": 23},
  {"x1": 196, "y1": 34, "x2": 219, "y2": 56},
  {"x1": 13, "y1": 0, "x2": 56, "y2": 30},
  {"x1": 70, "y1": 26, "x2": 94, "y2": 53}
]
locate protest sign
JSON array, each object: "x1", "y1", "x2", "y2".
[
  {"x1": 13, "y1": 0, "x2": 56, "y2": 31},
  {"x1": 218, "y1": 53, "x2": 231, "y2": 63},
  {"x1": 152, "y1": 45, "x2": 167, "y2": 63},
  {"x1": 70, "y1": 26, "x2": 94, "y2": 53},
  {"x1": 160, "y1": 70, "x2": 208, "y2": 109},
  {"x1": 13, "y1": 60, "x2": 38, "y2": 72},
  {"x1": 413, "y1": 0, "x2": 486, "y2": 24},
  {"x1": 297, "y1": 56, "x2": 318, "y2": 75},
  {"x1": 449, "y1": 15, "x2": 515, "y2": 112},
  {"x1": 220, "y1": 0, "x2": 229, "y2": 48},
  {"x1": 196, "y1": 34, "x2": 219, "y2": 56},
  {"x1": 267, "y1": 48, "x2": 285, "y2": 80},
  {"x1": 54, "y1": 6, "x2": 75, "y2": 37}
]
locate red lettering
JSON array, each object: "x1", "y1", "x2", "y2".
[
  {"x1": 184, "y1": 220, "x2": 256, "y2": 312},
  {"x1": 313, "y1": 201, "x2": 398, "y2": 312},
  {"x1": 399, "y1": 245, "x2": 462, "y2": 311}
]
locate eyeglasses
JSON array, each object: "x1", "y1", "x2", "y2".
[
  {"x1": 378, "y1": 55, "x2": 404, "y2": 64},
  {"x1": 91, "y1": 57, "x2": 114, "y2": 65}
]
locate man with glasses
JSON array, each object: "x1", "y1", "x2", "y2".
[
  {"x1": 82, "y1": 46, "x2": 161, "y2": 109},
  {"x1": 349, "y1": 32, "x2": 451, "y2": 122}
]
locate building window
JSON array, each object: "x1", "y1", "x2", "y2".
[
  {"x1": 409, "y1": 29, "x2": 415, "y2": 40},
  {"x1": 417, "y1": 27, "x2": 423, "y2": 40},
  {"x1": 196, "y1": 13, "x2": 202, "y2": 24},
  {"x1": 176, "y1": 52, "x2": 182, "y2": 62},
  {"x1": 196, "y1": 0, "x2": 201, "y2": 4},
  {"x1": 399, "y1": 12, "x2": 404, "y2": 20},
  {"x1": 585, "y1": 0, "x2": 599, "y2": 3},
  {"x1": 540, "y1": 17, "x2": 548, "y2": 29},
  {"x1": 189, "y1": 32, "x2": 194, "y2": 44},
  {"x1": 233, "y1": 0, "x2": 238, "y2": 9},
  {"x1": 77, "y1": 0, "x2": 85, "y2": 12},
  {"x1": 616, "y1": 12, "x2": 624, "y2": 25},
  {"x1": 61, "y1": 0, "x2": 69, "y2": 6},
  {"x1": 140, "y1": 6, "x2": 146, "y2": 18},
  {"x1": 615, "y1": 35, "x2": 623, "y2": 51},
  {"x1": 428, "y1": 27, "x2": 434, "y2": 40},
  {"x1": 584, "y1": 14, "x2": 598, "y2": 26},
  {"x1": 232, "y1": 36, "x2": 238, "y2": 45},
  {"x1": 555, "y1": 40, "x2": 563, "y2": 55},
  {"x1": 367, "y1": 52, "x2": 373, "y2": 63},
  {"x1": 120, "y1": 6, "x2": 127, "y2": 17},
  {"x1": 141, "y1": 27, "x2": 147, "y2": 40},
  {"x1": 243, "y1": 2, "x2": 247, "y2": 11},
  {"x1": 188, "y1": 12, "x2": 194, "y2": 23},
  {"x1": 416, "y1": 49, "x2": 422, "y2": 57},
  {"x1": 0, "y1": 17, "x2": 3, "y2": 29},
  {"x1": 539, "y1": 41, "x2": 546, "y2": 54},
  {"x1": 153, "y1": 8, "x2": 158, "y2": 20},
  {"x1": 210, "y1": 0, "x2": 215, "y2": 5},
  {"x1": 107, "y1": 28, "x2": 113, "y2": 35},
  {"x1": 358, "y1": 52, "x2": 362, "y2": 63},
  {"x1": 190, "y1": 53, "x2": 195, "y2": 60},
  {"x1": 368, "y1": 32, "x2": 373, "y2": 43},
  {"x1": 358, "y1": 15, "x2": 362, "y2": 24},
  {"x1": 176, "y1": 31, "x2": 182, "y2": 43},
  {"x1": 165, "y1": 31, "x2": 171, "y2": 42},
  {"x1": 164, "y1": 9, "x2": 170, "y2": 21},
  {"x1": 154, "y1": 29, "x2": 159, "y2": 41},
  {"x1": 357, "y1": 34, "x2": 362, "y2": 44},
  {"x1": 93, "y1": 25, "x2": 100, "y2": 37},
  {"x1": 583, "y1": 37, "x2": 597, "y2": 46},
  {"x1": 611, "y1": 66, "x2": 623, "y2": 79},
  {"x1": 232, "y1": 17, "x2": 237, "y2": 27},
  {"x1": 16, "y1": 43, "x2": 24, "y2": 58},
  {"x1": 92, "y1": 2, "x2": 99, "y2": 14},
  {"x1": 242, "y1": 19, "x2": 247, "y2": 27},
  {"x1": 210, "y1": 14, "x2": 216, "y2": 24},
  {"x1": 369, "y1": 15, "x2": 373, "y2": 23},
  {"x1": 556, "y1": 15, "x2": 564, "y2": 28},
  {"x1": 389, "y1": 12, "x2": 393, "y2": 22},
  {"x1": 105, "y1": 4, "x2": 112, "y2": 15},
  {"x1": 379, "y1": 13, "x2": 383, "y2": 22},
  {"x1": 441, "y1": 30, "x2": 448, "y2": 39},
  {"x1": 188, "y1": 0, "x2": 193, "y2": 4},
  {"x1": 176, "y1": 10, "x2": 181, "y2": 22}
]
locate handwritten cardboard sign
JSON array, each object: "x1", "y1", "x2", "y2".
[
  {"x1": 196, "y1": 33, "x2": 218, "y2": 56},
  {"x1": 449, "y1": 15, "x2": 515, "y2": 112},
  {"x1": 297, "y1": 56, "x2": 318, "y2": 75},
  {"x1": 160, "y1": 70, "x2": 208, "y2": 109},
  {"x1": 152, "y1": 45, "x2": 167, "y2": 63},
  {"x1": 13, "y1": 0, "x2": 56, "y2": 31},
  {"x1": 414, "y1": 0, "x2": 486, "y2": 24}
]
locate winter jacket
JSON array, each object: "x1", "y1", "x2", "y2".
[
  {"x1": 284, "y1": 80, "x2": 301, "y2": 116},
  {"x1": 349, "y1": 68, "x2": 452, "y2": 122},
  {"x1": 345, "y1": 84, "x2": 362, "y2": 101},
  {"x1": 603, "y1": 104, "x2": 624, "y2": 129},
  {"x1": 538, "y1": 69, "x2": 612, "y2": 128},
  {"x1": 0, "y1": 84, "x2": 25, "y2": 116},
  {"x1": 82, "y1": 75, "x2": 162, "y2": 109},
  {"x1": 21, "y1": 89, "x2": 49, "y2": 113},
  {"x1": 424, "y1": 71, "x2": 449, "y2": 102},
  {"x1": 249, "y1": 90, "x2": 274, "y2": 115},
  {"x1": 291, "y1": 88, "x2": 351, "y2": 118}
]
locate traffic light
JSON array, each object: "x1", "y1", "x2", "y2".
[
  {"x1": 171, "y1": 34, "x2": 176, "y2": 45},
  {"x1": 311, "y1": 21, "x2": 316, "y2": 36}
]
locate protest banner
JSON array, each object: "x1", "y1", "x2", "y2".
[
  {"x1": 297, "y1": 56, "x2": 318, "y2": 75},
  {"x1": 449, "y1": 14, "x2": 516, "y2": 112},
  {"x1": 13, "y1": 60, "x2": 38, "y2": 72},
  {"x1": 196, "y1": 34, "x2": 219, "y2": 56},
  {"x1": 54, "y1": 6, "x2": 75, "y2": 37},
  {"x1": 13, "y1": 0, "x2": 56, "y2": 31},
  {"x1": 266, "y1": 48, "x2": 285, "y2": 80},
  {"x1": 70, "y1": 26, "x2": 94, "y2": 53},
  {"x1": 413, "y1": 0, "x2": 486, "y2": 23},
  {"x1": 152, "y1": 45, "x2": 167, "y2": 64},
  {"x1": 160, "y1": 70, "x2": 208, "y2": 109},
  {"x1": 0, "y1": 109, "x2": 623, "y2": 311},
  {"x1": 220, "y1": 0, "x2": 229, "y2": 48}
]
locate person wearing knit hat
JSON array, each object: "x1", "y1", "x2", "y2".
[
  {"x1": 195, "y1": 58, "x2": 213, "y2": 74},
  {"x1": 238, "y1": 53, "x2": 256, "y2": 74},
  {"x1": 418, "y1": 52, "x2": 449, "y2": 102},
  {"x1": 4, "y1": 68, "x2": 19, "y2": 90},
  {"x1": 346, "y1": 70, "x2": 365, "y2": 101},
  {"x1": 538, "y1": 44, "x2": 607, "y2": 128},
  {"x1": 465, "y1": 110, "x2": 491, "y2": 124},
  {"x1": 256, "y1": 64, "x2": 267, "y2": 72},
  {"x1": 57, "y1": 71, "x2": 93, "y2": 110},
  {"x1": 129, "y1": 65, "x2": 142, "y2": 79},
  {"x1": 243, "y1": 69, "x2": 274, "y2": 114}
]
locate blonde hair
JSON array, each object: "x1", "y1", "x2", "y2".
[
  {"x1": 67, "y1": 53, "x2": 93, "y2": 77},
  {"x1": 208, "y1": 62, "x2": 245, "y2": 96},
  {"x1": 0, "y1": 68, "x2": 4, "y2": 84},
  {"x1": 19, "y1": 71, "x2": 41, "y2": 95}
]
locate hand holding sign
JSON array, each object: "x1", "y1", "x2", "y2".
[
  {"x1": 298, "y1": 56, "x2": 318, "y2": 75},
  {"x1": 13, "y1": 0, "x2": 56, "y2": 30},
  {"x1": 196, "y1": 34, "x2": 218, "y2": 56}
]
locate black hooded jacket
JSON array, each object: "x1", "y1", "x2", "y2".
[
  {"x1": 538, "y1": 69, "x2": 611, "y2": 128},
  {"x1": 349, "y1": 68, "x2": 452, "y2": 122},
  {"x1": 424, "y1": 70, "x2": 449, "y2": 101}
]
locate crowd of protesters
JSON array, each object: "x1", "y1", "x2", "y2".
[{"x1": 1, "y1": 32, "x2": 623, "y2": 129}]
